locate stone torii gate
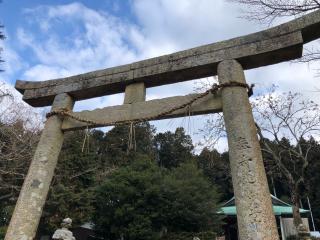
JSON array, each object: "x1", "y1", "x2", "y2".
[{"x1": 5, "y1": 10, "x2": 320, "y2": 240}]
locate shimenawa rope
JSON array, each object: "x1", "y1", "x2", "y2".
[{"x1": 46, "y1": 81, "x2": 252, "y2": 126}]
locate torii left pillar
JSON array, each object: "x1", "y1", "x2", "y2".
[{"x1": 5, "y1": 93, "x2": 74, "y2": 240}]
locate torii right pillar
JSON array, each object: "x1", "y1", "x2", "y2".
[{"x1": 218, "y1": 60, "x2": 279, "y2": 240}]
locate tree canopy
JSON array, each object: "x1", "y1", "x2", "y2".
[
  {"x1": 154, "y1": 127, "x2": 194, "y2": 168},
  {"x1": 93, "y1": 158, "x2": 222, "y2": 240}
]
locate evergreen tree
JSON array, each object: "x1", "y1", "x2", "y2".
[
  {"x1": 38, "y1": 123, "x2": 156, "y2": 233},
  {"x1": 93, "y1": 158, "x2": 222, "y2": 240},
  {"x1": 197, "y1": 148, "x2": 233, "y2": 201},
  {"x1": 303, "y1": 137, "x2": 320, "y2": 230},
  {"x1": 154, "y1": 127, "x2": 193, "y2": 168},
  {"x1": 96, "y1": 122, "x2": 156, "y2": 168}
]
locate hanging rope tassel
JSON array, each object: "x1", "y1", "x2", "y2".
[
  {"x1": 81, "y1": 126, "x2": 90, "y2": 154},
  {"x1": 186, "y1": 104, "x2": 192, "y2": 136},
  {"x1": 127, "y1": 122, "x2": 137, "y2": 154},
  {"x1": 133, "y1": 123, "x2": 137, "y2": 152}
]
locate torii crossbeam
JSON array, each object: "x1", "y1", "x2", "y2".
[{"x1": 6, "y1": 10, "x2": 320, "y2": 240}]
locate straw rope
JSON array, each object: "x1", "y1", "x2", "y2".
[{"x1": 46, "y1": 82, "x2": 252, "y2": 126}]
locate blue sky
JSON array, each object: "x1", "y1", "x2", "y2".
[
  {"x1": 0, "y1": 0, "x2": 319, "y2": 151},
  {"x1": 0, "y1": 0, "x2": 136, "y2": 38}
]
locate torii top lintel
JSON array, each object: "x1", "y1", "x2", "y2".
[{"x1": 16, "y1": 10, "x2": 320, "y2": 107}]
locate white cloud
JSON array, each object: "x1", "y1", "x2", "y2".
[
  {"x1": 0, "y1": 34, "x2": 27, "y2": 82},
  {"x1": 245, "y1": 60, "x2": 320, "y2": 104},
  {"x1": 23, "y1": 64, "x2": 70, "y2": 80},
  {"x1": 15, "y1": 2, "x2": 151, "y2": 115},
  {"x1": 18, "y1": 3, "x2": 143, "y2": 80},
  {"x1": 132, "y1": 0, "x2": 260, "y2": 50}
]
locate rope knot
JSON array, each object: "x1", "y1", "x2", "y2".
[
  {"x1": 218, "y1": 81, "x2": 254, "y2": 97},
  {"x1": 210, "y1": 83, "x2": 220, "y2": 94},
  {"x1": 45, "y1": 108, "x2": 70, "y2": 118},
  {"x1": 220, "y1": 81, "x2": 249, "y2": 90}
]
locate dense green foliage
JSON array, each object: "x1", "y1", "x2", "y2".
[
  {"x1": 93, "y1": 159, "x2": 222, "y2": 240},
  {"x1": 40, "y1": 123, "x2": 157, "y2": 233},
  {"x1": 154, "y1": 127, "x2": 193, "y2": 168},
  {"x1": 196, "y1": 148, "x2": 233, "y2": 200}
]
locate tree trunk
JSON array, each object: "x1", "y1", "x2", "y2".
[
  {"x1": 291, "y1": 191, "x2": 303, "y2": 227},
  {"x1": 291, "y1": 188, "x2": 311, "y2": 239}
]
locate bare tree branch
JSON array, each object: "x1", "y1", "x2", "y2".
[{"x1": 230, "y1": 0, "x2": 320, "y2": 65}]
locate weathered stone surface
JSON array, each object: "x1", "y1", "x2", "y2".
[
  {"x1": 4, "y1": 94, "x2": 74, "y2": 240},
  {"x1": 15, "y1": 8, "x2": 320, "y2": 107},
  {"x1": 62, "y1": 91, "x2": 222, "y2": 131},
  {"x1": 124, "y1": 82, "x2": 146, "y2": 104},
  {"x1": 18, "y1": 30, "x2": 303, "y2": 107},
  {"x1": 217, "y1": 60, "x2": 279, "y2": 240}
]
